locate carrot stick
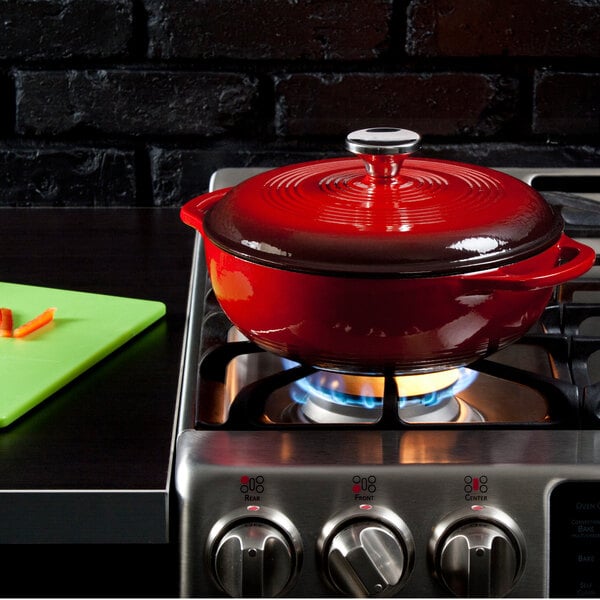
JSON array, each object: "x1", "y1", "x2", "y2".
[
  {"x1": 0, "y1": 308, "x2": 13, "y2": 337},
  {"x1": 13, "y1": 307, "x2": 56, "y2": 338}
]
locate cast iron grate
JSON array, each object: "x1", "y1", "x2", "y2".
[{"x1": 193, "y1": 284, "x2": 600, "y2": 430}]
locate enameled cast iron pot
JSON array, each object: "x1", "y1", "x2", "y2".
[{"x1": 181, "y1": 128, "x2": 596, "y2": 375}]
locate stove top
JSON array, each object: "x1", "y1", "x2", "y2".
[{"x1": 175, "y1": 166, "x2": 600, "y2": 598}]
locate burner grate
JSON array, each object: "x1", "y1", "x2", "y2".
[{"x1": 192, "y1": 281, "x2": 600, "y2": 430}]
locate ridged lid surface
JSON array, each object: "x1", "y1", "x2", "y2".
[{"x1": 203, "y1": 128, "x2": 563, "y2": 276}]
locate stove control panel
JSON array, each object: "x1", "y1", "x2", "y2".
[
  {"x1": 429, "y1": 505, "x2": 526, "y2": 597},
  {"x1": 177, "y1": 429, "x2": 600, "y2": 597},
  {"x1": 318, "y1": 506, "x2": 415, "y2": 596}
]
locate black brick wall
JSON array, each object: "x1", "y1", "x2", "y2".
[{"x1": 0, "y1": 0, "x2": 598, "y2": 207}]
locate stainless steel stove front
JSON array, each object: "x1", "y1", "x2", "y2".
[
  {"x1": 176, "y1": 427, "x2": 600, "y2": 597},
  {"x1": 175, "y1": 166, "x2": 600, "y2": 598}
]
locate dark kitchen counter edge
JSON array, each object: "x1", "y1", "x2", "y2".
[{"x1": 0, "y1": 207, "x2": 195, "y2": 546}]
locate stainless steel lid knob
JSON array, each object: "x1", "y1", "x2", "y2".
[{"x1": 346, "y1": 127, "x2": 421, "y2": 179}]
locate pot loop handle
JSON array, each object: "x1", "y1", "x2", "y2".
[
  {"x1": 346, "y1": 127, "x2": 421, "y2": 180},
  {"x1": 180, "y1": 187, "x2": 232, "y2": 236},
  {"x1": 458, "y1": 234, "x2": 596, "y2": 291}
]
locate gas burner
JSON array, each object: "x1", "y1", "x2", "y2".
[
  {"x1": 282, "y1": 364, "x2": 484, "y2": 424},
  {"x1": 210, "y1": 328, "x2": 563, "y2": 427}
]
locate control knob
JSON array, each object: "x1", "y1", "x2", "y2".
[
  {"x1": 208, "y1": 508, "x2": 302, "y2": 597},
  {"x1": 319, "y1": 507, "x2": 415, "y2": 597},
  {"x1": 430, "y1": 506, "x2": 526, "y2": 598}
]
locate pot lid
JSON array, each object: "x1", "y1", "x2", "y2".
[{"x1": 203, "y1": 127, "x2": 564, "y2": 276}]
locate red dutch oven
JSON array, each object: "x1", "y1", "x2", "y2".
[{"x1": 181, "y1": 128, "x2": 596, "y2": 375}]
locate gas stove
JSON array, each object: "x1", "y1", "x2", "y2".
[{"x1": 175, "y1": 166, "x2": 600, "y2": 597}]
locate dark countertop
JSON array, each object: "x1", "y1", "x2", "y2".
[{"x1": 0, "y1": 208, "x2": 195, "y2": 596}]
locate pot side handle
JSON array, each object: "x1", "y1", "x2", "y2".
[
  {"x1": 180, "y1": 188, "x2": 232, "y2": 235},
  {"x1": 458, "y1": 234, "x2": 596, "y2": 291}
]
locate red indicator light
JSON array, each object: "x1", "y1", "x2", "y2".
[
  {"x1": 352, "y1": 484, "x2": 361, "y2": 493},
  {"x1": 471, "y1": 505, "x2": 485, "y2": 511},
  {"x1": 240, "y1": 475, "x2": 249, "y2": 485},
  {"x1": 247, "y1": 505, "x2": 260, "y2": 512},
  {"x1": 473, "y1": 477, "x2": 480, "y2": 491},
  {"x1": 359, "y1": 504, "x2": 373, "y2": 511}
]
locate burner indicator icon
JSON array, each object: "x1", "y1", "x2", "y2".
[
  {"x1": 240, "y1": 475, "x2": 264, "y2": 494},
  {"x1": 464, "y1": 475, "x2": 488, "y2": 501},
  {"x1": 352, "y1": 475, "x2": 376, "y2": 500}
]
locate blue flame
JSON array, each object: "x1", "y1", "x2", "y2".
[
  {"x1": 283, "y1": 360, "x2": 478, "y2": 410},
  {"x1": 398, "y1": 369, "x2": 478, "y2": 409},
  {"x1": 289, "y1": 373, "x2": 381, "y2": 408}
]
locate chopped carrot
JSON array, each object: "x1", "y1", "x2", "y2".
[
  {"x1": 0, "y1": 308, "x2": 13, "y2": 337},
  {"x1": 13, "y1": 307, "x2": 56, "y2": 338}
]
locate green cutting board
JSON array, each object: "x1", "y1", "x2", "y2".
[{"x1": 0, "y1": 282, "x2": 166, "y2": 428}]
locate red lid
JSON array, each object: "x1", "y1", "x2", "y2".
[{"x1": 203, "y1": 128, "x2": 563, "y2": 276}]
